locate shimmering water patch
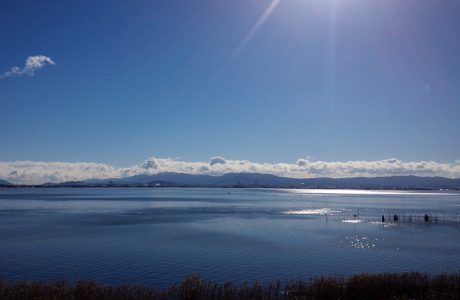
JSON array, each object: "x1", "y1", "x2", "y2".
[
  {"x1": 342, "y1": 219, "x2": 364, "y2": 224},
  {"x1": 340, "y1": 235, "x2": 378, "y2": 250},
  {"x1": 283, "y1": 208, "x2": 342, "y2": 215}
]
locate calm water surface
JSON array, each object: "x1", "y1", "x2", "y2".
[{"x1": 1, "y1": 188, "x2": 459, "y2": 287}]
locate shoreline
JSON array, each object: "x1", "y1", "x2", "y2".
[
  {"x1": 1, "y1": 185, "x2": 459, "y2": 191},
  {"x1": 1, "y1": 272, "x2": 460, "y2": 299}
]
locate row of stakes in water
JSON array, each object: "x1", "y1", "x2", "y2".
[
  {"x1": 381, "y1": 213, "x2": 460, "y2": 225},
  {"x1": 327, "y1": 210, "x2": 459, "y2": 225}
]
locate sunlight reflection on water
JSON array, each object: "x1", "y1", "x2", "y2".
[
  {"x1": 340, "y1": 235, "x2": 378, "y2": 250},
  {"x1": 283, "y1": 208, "x2": 342, "y2": 215},
  {"x1": 283, "y1": 189, "x2": 457, "y2": 196}
]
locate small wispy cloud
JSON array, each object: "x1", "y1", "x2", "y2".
[{"x1": 0, "y1": 55, "x2": 55, "y2": 79}]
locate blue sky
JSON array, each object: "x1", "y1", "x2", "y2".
[{"x1": 1, "y1": 0, "x2": 460, "y2": 169}]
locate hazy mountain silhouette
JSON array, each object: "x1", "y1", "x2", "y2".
[
  {"x1": 0, "y1": 179, "x2": 13, "y2": 186},
  {"x1": 46, "y1": 173, "x2": 460, "y2": 189}
]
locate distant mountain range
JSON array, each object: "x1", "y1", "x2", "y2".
[
  {"x1": 0, "y1": 179, "x2": 13, "y2": 186},
  {"x1": 25, "y1": 172, "x2": 460, "y2": 190}
]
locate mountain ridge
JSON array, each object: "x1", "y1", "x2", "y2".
[
  {"x1": 0, "y1": 179, "x2": 13, "y2": 186},
  {"x1": 35, "y1": 172, "x2": 460, "y2": 190}
]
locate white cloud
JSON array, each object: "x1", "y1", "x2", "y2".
[
  {"x1": 296, "y1": 159, "x2": 308, "y2": 167},
  {"x1": 209, "y1": 156, "x2": 226, "y2": 166},
  {"x1": 1, "y1": 156, "x2": 460, "y2": 185},
  {"x1": 141, "y1": 158, "x2": 158, "y2": 170},
  {"x1": 0, "y1": 161, "x2": 118, "y2": 185},
  {"x1": 0, "y1": 55, "x2": 55, "y2": 79}
]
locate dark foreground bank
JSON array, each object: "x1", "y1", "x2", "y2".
[{"x1": 1, "y1": 272, "x2": 460, "y2": 300}]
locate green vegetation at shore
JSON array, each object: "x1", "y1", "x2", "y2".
[{"x1": 1, "y1": 272, "x2": 460, "y2": 300}]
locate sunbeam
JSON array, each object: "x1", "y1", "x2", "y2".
[{"x1": 230, "y1": 0, "x2": 282, "y2": 61}]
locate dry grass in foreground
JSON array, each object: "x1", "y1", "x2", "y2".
[{"x1": 1, "y1": 272, "x2": 460, "y2": 300}]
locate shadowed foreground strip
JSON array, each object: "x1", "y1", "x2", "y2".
[{"x1": 1, "y1": 272, "x2": 460, "y2": 300}]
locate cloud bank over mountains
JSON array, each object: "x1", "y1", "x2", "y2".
[
  {"x1": 1, "y1": 157, "x2": 460, "y2": 185},
  {"x1": 0, "y1": 55, "x2": 55, "y2": 79}
]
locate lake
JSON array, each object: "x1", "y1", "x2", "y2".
[{"x1": 1, "y1": 188, "x2": 459, "y2": 288}]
